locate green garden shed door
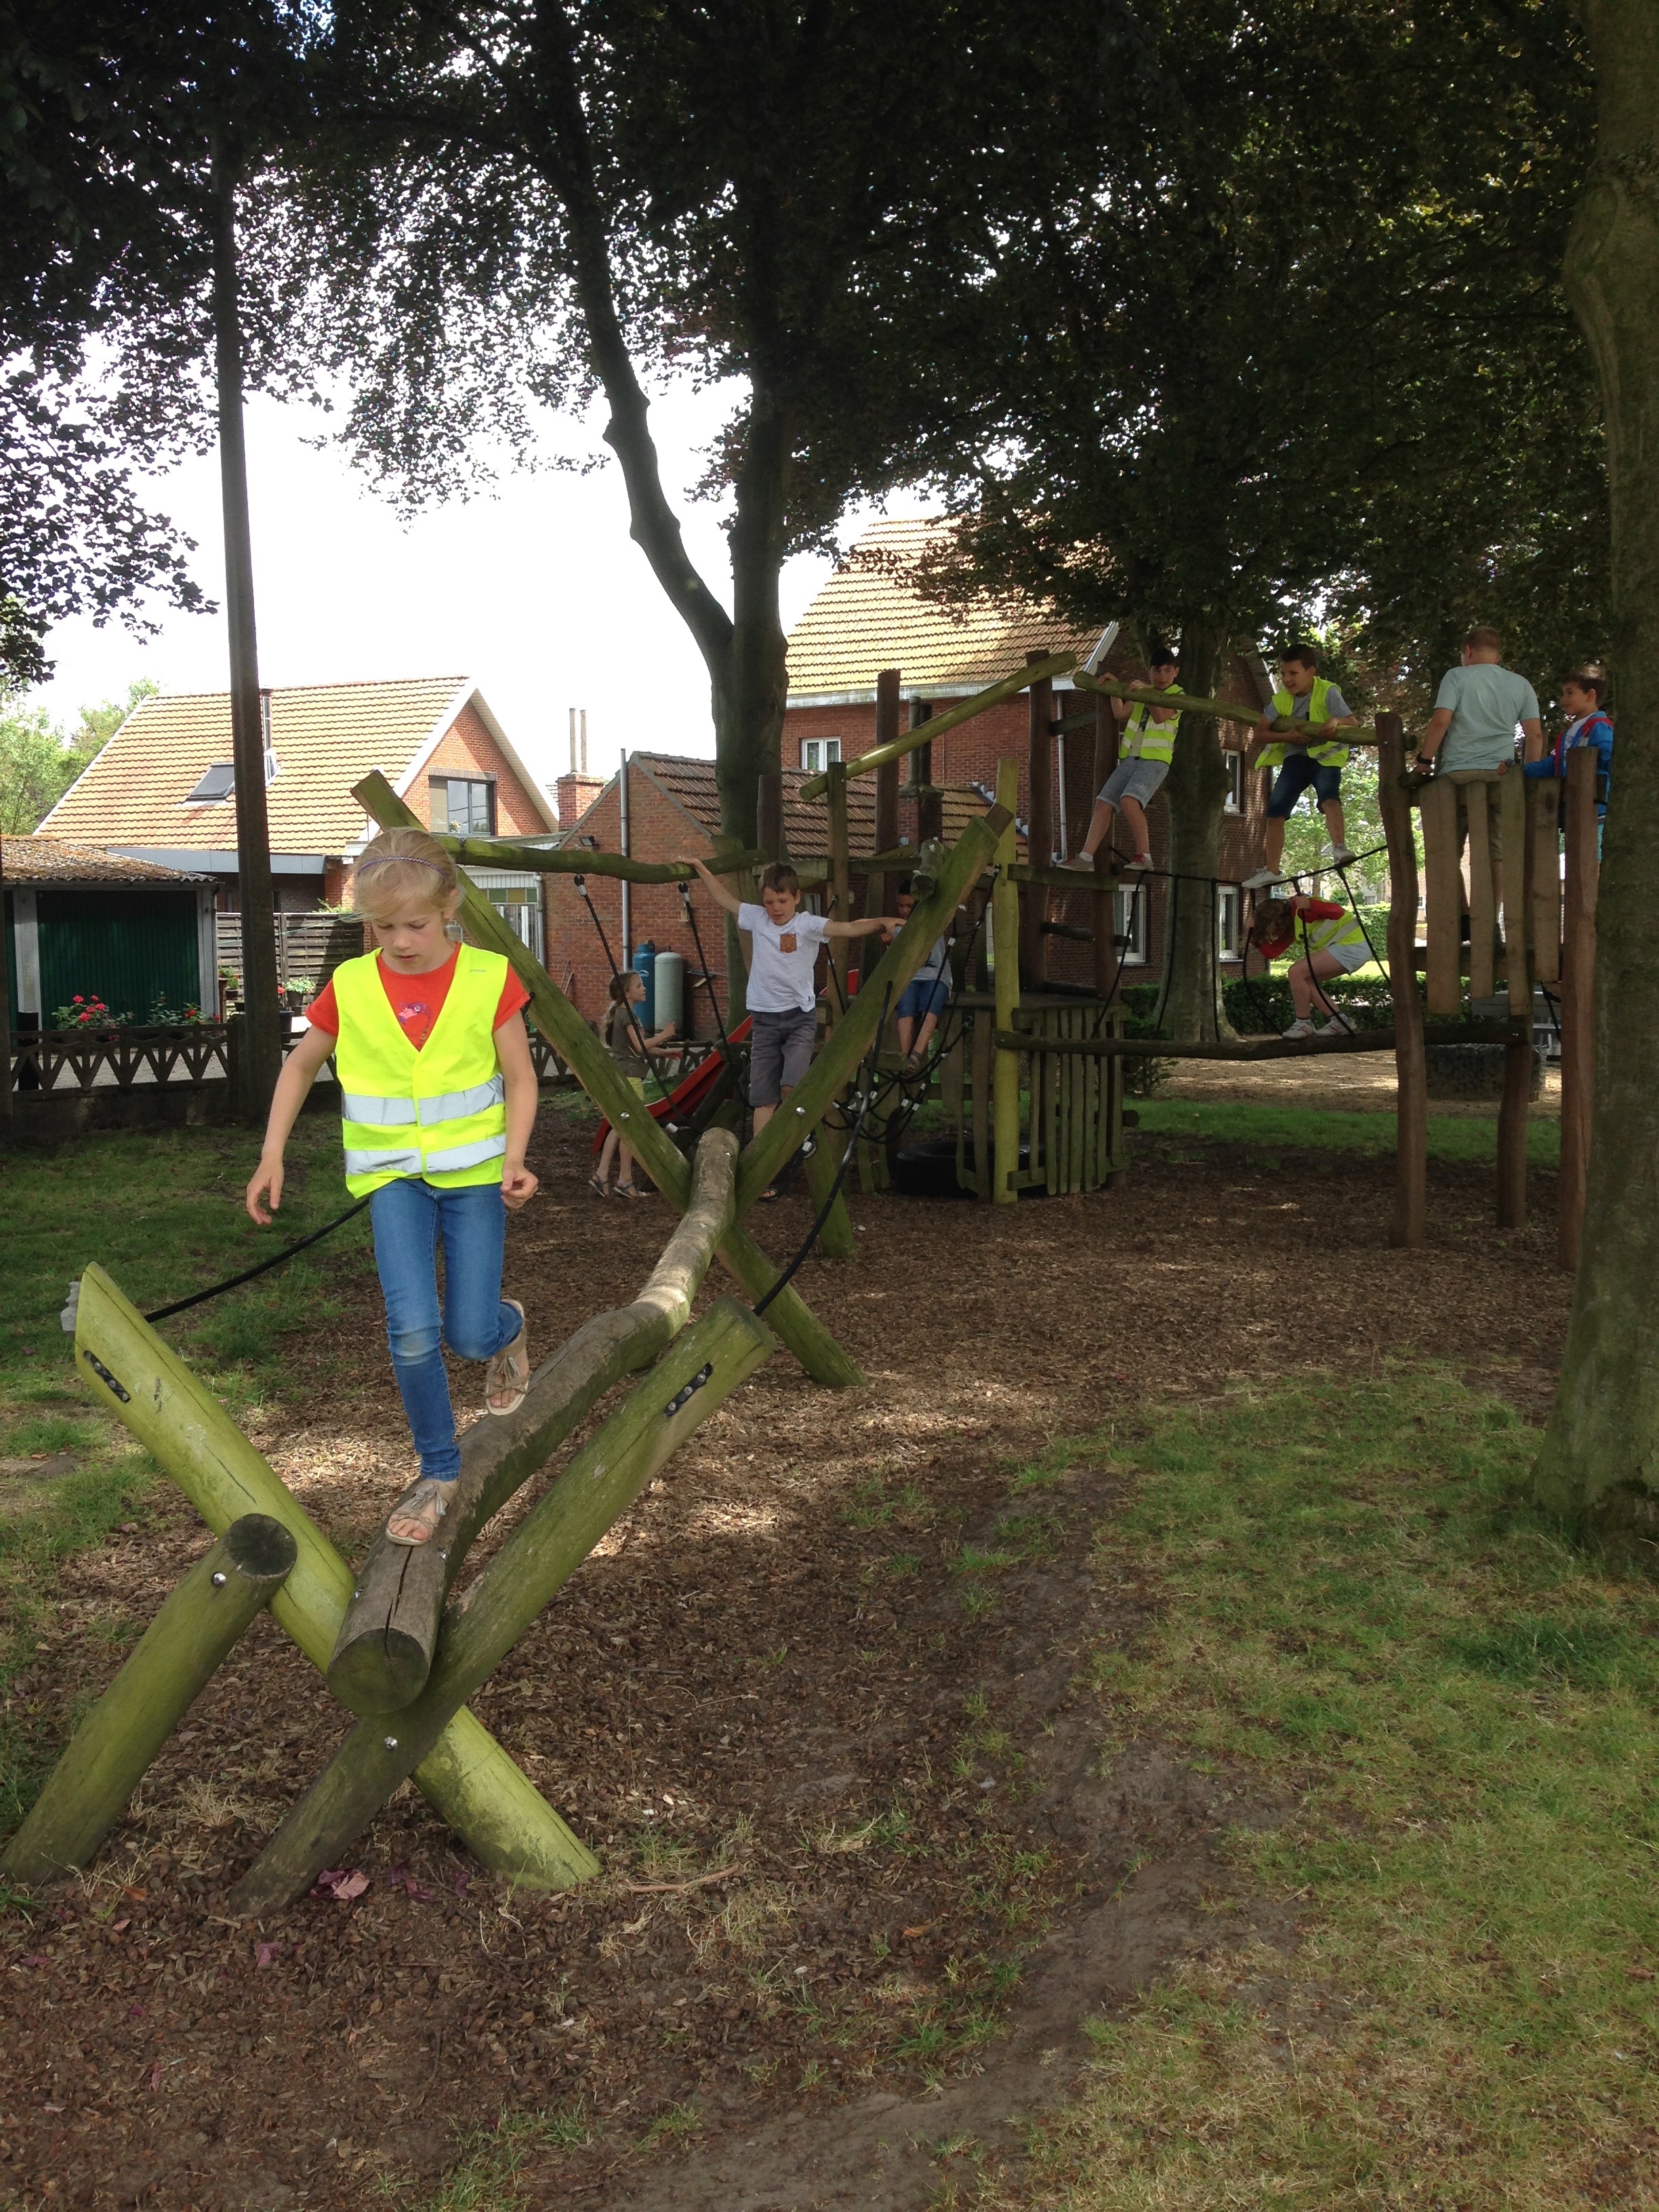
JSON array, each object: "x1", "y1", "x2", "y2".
[{"x1": 35, "y1": 888, "x2": 201, "y2": 1024}]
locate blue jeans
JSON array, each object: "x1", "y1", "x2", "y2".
[
  {"x1": 369, "y1": 1179, "x2": 520, "y2": 1480},
  {"x1": 1267, "y1": 753, "x2": 1344, "y2": 817},
  {"x1": 897, "y1": 973, "x2": 949, "y2": 1022}
]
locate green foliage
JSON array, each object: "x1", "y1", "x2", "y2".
[
  {"x1": 0, "y1": 676, "x2": 153, "y2": 834},
  {"x1": 1006, "y1": 1371, "x2": 1659, "y2": 2207}
]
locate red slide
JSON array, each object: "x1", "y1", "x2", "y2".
[{"x1": 590, "y1": 1017, "x2": 752, "y2": 1154}]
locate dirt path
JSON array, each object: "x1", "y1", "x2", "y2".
[{"x1": 0, "y1": 1111, "x2": 1566, "y2": 2209}]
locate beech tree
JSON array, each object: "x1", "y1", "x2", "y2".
[
  {"x1": 906, "y1": 0, "x2": 1595, "y2": 1035},
  {"x1": 1532, "y1": 0, "x2": 1659, "y2": 1537},
  {"x1": 291, "y1": 0, "x2": 1072, "y2": 986}
]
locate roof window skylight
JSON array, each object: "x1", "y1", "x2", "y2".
[{"x1": 186, "y1": 762, "x2": 236, "y2": 803}]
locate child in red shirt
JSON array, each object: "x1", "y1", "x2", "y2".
[{"x1": 1246, "y1": 895, "x2": 1370, "y2": 1038}]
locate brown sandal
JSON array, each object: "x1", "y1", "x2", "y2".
[
  {"x1": 485, "y1": 1298, "x2": 530, "y2": 1416},
  {"x1": 386, "y1": 1476, "x2": 453, "y2": 1548}
]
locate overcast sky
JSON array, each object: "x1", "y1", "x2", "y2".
[{"x1": 35, "y1": 375, "x2": 928, "y2": 792}]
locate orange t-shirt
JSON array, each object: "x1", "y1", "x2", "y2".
[{"x1": 305, "y1": 950, "x2": 529, "y2": 1050}]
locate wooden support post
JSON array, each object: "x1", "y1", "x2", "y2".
[
  {"x1": 968, "y1": 1004, "x2": 991, "y2": 1197},
  {"x1": 329, "y1": 1133, "x2": 738, "y2": 1715},
  {"x1": 870, "y1": 668, "x2": 902, "y2": 929},
  {"x1": 1377, "y1": 717, "x2": 1427, "y2": 1249},
  {"x1": 909, "y1": 697, "x2": 942, "y2": 844},
  {"x1": 827, "y1": 761, "x2": 852, "y2": 1021},
  {"x1": 1559, "y1": 745, "x2": 1599, "y2": 1269},
  {"x1": 1466, "y1": 782, "x2": 1496, "y2": 1001},
  {"x1": 1022, "y1": 652, "x2": 1054, "y2": 987},
  {"x1": 232, "y1": 1300, "x2": 773, "y2": 1914},
  {"x1": 1529, "y1": 779, "x2": 1562, "y2": 983},
  {"x1": 991, "y1": 758, "x2": 1021, "y2": 1206},
  {"x1": 69, "y1": 1266, "x2": 597, "y2": 1889},
  {"x1": 800, "y1": 1128, "x2": 859, "y2": 1258},
  {"x1": 1091, "y1": 693, "x2": 1120, "y2": 1002},
  {"x1": 354, "y1": 772, "x2": 859, "y2": 1388},
  {"x1": 1420, "y1": 778, "x2": 1462, "y2": 1017},
  {"x1": 3, "y1": 1515, "x2": 295, "y2": 1883},
  {"x1": 1495, "y1": 761, "x2": 1530, "y2": 1231},
  {"x1": 735, "y1": 813, "x2": 1004, "y2": 1212}
]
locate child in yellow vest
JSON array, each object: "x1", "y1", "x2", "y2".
[
  {"x1": 245, "y1": 828, "x2": 540, "y2": 1547},
  {"x1": 1245, "y1": 895, "x2": 1369, "y2": 1037},
  {"x1": 1065, "y1": 647, "x2": 1182, "y2": 872},
  {"x1": 1242, "y1": 645, "x2": 1359, "y2": 889}
]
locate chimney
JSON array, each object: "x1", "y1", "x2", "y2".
[{"x1": 556, "y1": 771, "x2": 604, "y2": 830}]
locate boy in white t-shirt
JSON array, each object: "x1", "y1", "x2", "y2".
[{"x1": 692, "y1": 857, "x2": 897, "y2": 1196}]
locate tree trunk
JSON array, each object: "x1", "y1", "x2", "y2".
[
  {"x1": 212, "y1": 165, "x2": 283, "y2": 1119},
  {"x1": 1157, "y1": 618, "x2": 1231, "y2": 1039},
  {"x1": 1532, "y1": 0, "x2": 1659, "y2": 1536}
]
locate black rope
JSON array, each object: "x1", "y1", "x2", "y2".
[
  {"x1": 144, "y1": 1199, "x2": 371, "y2": 1323},
  {"x1": 754, "y1": 985, "x2": 891, "y2": 1317},
  {"x1": 573, "y1": 874, "x2": 655, "y2": 1069}
]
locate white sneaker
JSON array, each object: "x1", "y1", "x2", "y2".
[
  {"x1": 1242, "y1": 866, "x2": 1278, "y2": 891},
  {"x1": 1329, "y1": 844, "x2": 1355, "y2": 867},
  {"x1": 1315, "y1": 1015, "x2": 1353, "y2": 1037},
  {"x1": 1124, "y1": 851, "x2": 1153, "y2": 870},
  {"x1": 1059, "y1": 852, "x2": 1096, "y2": 871},
  {"x1": 1282, "y1": 1018, "x2": 1318, "y2": 1040}
]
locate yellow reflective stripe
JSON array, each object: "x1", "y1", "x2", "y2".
[
  {"x1": 341, "y1": 1092, "x2": 419, "y2": 1126},
  {"x1": 344, "y1": 1146, "x2": 423, "y2": 1177},
  {"x1": 417, "y1": 1076, "x2": 506, "y2": 1126},
  {"x1": 424, "y1": 1134, "x2": 508, "y2": 1173}
]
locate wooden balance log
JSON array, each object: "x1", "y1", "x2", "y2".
[
  {"x1": 71, "y1": 1263, "x2": 599, "y2": 1891},
  {"x1": 3, "y1": 1514, "x2": 297, "y2": 1884},
  {"x1": 329, "y1": 1130, "x2": 740, "y2": 1717},
  {"x1": 232, "y1": 1296, "x2": 775, "y2": 1916}
]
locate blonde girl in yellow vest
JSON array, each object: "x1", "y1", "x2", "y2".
[{"x1": 245, "y1": 829, "x2": 539, "y2": 1547}]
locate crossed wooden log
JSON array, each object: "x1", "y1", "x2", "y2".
[{"x1": 3, "y1": 797, "x2": 1008, "y2": 1910}]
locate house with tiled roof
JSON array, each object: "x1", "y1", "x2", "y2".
[
  {"x1": 3, "y1": 836, "x2": 215, "y2": 1031},
  {"x1": 37, "y1": 678, "x2": 558, "y2": 942}
]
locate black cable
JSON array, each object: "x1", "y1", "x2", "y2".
[
  {"x1": 144, "y1": 1199, "x2": 371, "y2": 1323},
  {"x1": 754, "y1": 985, "x2": 892, "y2": 1317}
]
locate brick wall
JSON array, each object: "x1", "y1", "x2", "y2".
[
  {"x1": 422, "y1": 702, "x2": 552, "y2": 838},
  {"x1": 544, "y1": 779, "x2": 737, "y2": 1034}
]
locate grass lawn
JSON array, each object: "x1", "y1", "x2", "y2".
[
  {"x1": 1133, "y1": 1097, "x2": 1563, "y2": 1168},
  {"x1": 985, "y1": 1370, "x2": 1658, "y2": 2209},
  {"x1": 0, "y1": 1115, "x2": 374, "y2": 1832}
]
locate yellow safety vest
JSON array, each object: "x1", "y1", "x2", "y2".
[
  {"x1": 1121, "y1": 685, "x2": 1182, "y2": 764},
  {"x1": 1303, "y1": 909, "x2": 1367, "y2": 960},
  {"x1": 333, "y1": 947, "x2": 510, "y2": 1197},
  {"x1": 1260, "y1": 676, "x2": 1351, "y2": 772}
]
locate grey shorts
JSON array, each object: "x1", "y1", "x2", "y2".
[
  {"x1": 749, "y1": 1005, "x2": 817, "y2": 1105},
  {"x1": 1099, "y1": 756, "x2": 1170, "y2": 810}
]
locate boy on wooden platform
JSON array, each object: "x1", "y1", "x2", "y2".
[
  {"x1": 1524, "y1": 665, "x2": 1613, "y2": 855},
  {"x1": 691, "y1": 857, "x2": 897, "y2": 1198},
  {"x1": 592, "y1": 969, "x2": 678, "y2": 1200},
  {"x1": 246, "y1": 828, "x2": 539, "y2": 1548},
  {"x1": 1246, "y1": 895, "x2": 1370, "y2": 1039},
  {"x1": 1064, "y1": 646, "x2": 1182, "y2": 874},
  {"x1": 1416, "y1": 626, "x2": 1544, "y2": 907},
  {"x1": 1242, "y1": 644, "x2": 1359, "y2": 890}
]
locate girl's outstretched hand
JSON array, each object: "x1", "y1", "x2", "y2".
[
  {"x1": 501, "y1": 1165, "x2": 539, "y2": 1211},
  {"x1": 246, "y1": 1158, "x2": 284, "y2": 1225}
]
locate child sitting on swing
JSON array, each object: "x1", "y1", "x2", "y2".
[
  {"x1": 1245, "y1": 895, "x2": 1370, "y2": 1039},
  {"x1": 246, "y1": 827, "x2": 539, "y2": 1548}
]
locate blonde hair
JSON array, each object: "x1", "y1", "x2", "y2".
[{"x1": 351, "y1": 827, "x2": 459, "y2": 920}]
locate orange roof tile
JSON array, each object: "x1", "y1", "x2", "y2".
[
  {"x1": 562, "y1": 753, "x2": 883, "y2": 861},
  {"x1": 38, "y1": 677, "x2": 551, "y2": 855},
  {"x1": 787, "y1": 519, "x2": 1107, "y2": 700}
]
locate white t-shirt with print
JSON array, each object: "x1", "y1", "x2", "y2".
[{"x1": 738, "y1": 902, "x2": 830, "y2": 1014}]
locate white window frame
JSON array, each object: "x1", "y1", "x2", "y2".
[
  {"x1": 1223, "y1": 749, "x2": 1244, "y2": 815},
  {"x1": 1217, "y1": 884, "x2": 1242, "y2": 961},
  {"x1": 1115, "y1": 886, "x2": 1147, "y2": 966},
  {"x1": 800, "y1": 737, "x2": 842, "y2": 775}
]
